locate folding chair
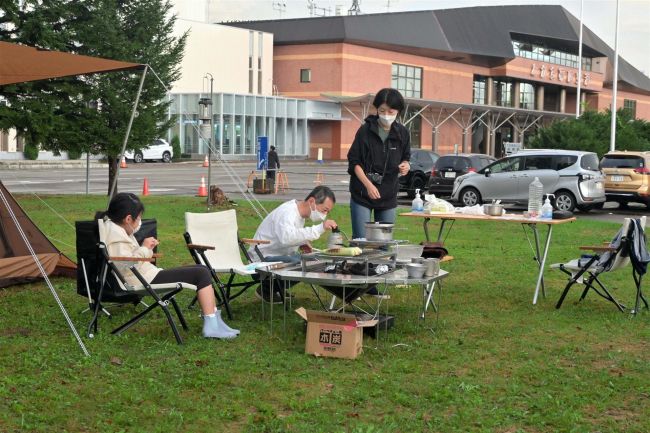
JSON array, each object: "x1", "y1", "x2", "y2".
[
  {"x1": 552, "y1": 216, "x2": 646, "y2": 313},
  {"x1": 80, "y1": 219, "x2": 196, "y2": 344},
  {"x1": 184, "y1": 210, "x2": 270, "y2": 319}
]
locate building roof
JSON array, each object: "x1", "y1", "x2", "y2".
[{"x1": 226, "y1": 5, "x2": 650, "y2": 94}]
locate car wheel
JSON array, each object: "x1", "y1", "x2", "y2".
[
  {"x1": 407, "y1": 175, "x2": 426, "y2": 199},
  {"x1": 553, "y1": 191, "x2": 576, "y2": 212},
  {"x1": 134, "y1": 152, "x2": 144, "y2": 163},
  {"x1": 162, "y1": 151, "x2": 172, "y2": 163},
  {"x1": 460, "y1": 187, "x2": 481, "y2": 207}
]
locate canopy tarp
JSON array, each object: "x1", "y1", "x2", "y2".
[{"x1": 0, "y1": 41, "x2": 143, "y2": 86}]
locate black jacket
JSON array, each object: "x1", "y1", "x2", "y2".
[
  {"x1": 347, "y1": 115, "x2": 410, "y2": 210},
  {"x1": 268, "y1": 149, "x2": 280, "y2": 169}
]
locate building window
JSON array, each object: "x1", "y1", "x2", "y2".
[
  {"x1": 473, "y1": 77, "x2": 486, "y2": 104},
  {"x1": 624, "y1": 99, "x2": 637, "y2": 118},
  {"x1": 300, "y1": 69, "x2": 311, "y2": 83},
  {"x1": 519, "y1": 83, "x2": 535, "y2": 109},
  {"x1": 495, "y1": 80, "x2": 513, "y2": 107},
  {"x1": 391, "y1": 63, "x2": 422, "y2": 98},
  {"x1": 512, "y1": 39, "x2": 592, "y2": 71}
]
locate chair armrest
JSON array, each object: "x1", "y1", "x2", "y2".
[
  {"x1": 241, "y1": 238, "x2": 270, "y2": 245},
  {"x1": 152, "y1": 253, "x2": 163, "y2": 258},
  {"x1": 110, "y1": 256, "x2": 156, "y2": 262},
  {"x1": 187, "y1": 243, "x2": 215, "y2": 251},
  {"x1": 578, "y1": 246, "x2": 616, "y2": 252}
]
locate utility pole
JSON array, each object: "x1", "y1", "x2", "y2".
[{"x1": 272, "y1": 2, "x2": 287, "y2": 17}]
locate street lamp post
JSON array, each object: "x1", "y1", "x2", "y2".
[{"x1": 199, "y1": 73, "x2": 214, "y2": 206}]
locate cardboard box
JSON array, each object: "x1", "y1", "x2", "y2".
[{"x1": 295, "y1": 308, "x2": 378, "y2": 360}]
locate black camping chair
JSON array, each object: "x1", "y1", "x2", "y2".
[
  {"x1": 552, "y1": 217, "x2": 647, "y2": 313},
  {"x1": 76, "y1": 219, "x2": 194, "y2": 344}
]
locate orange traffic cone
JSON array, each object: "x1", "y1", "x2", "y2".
[
  {"x1": 197, "y1": 176, "x2": 207, "y2": 197},
  {"x1": 142, "y1": 177, "x2": 150, "y2": 196},
  {"x1": 202, "y1": 155, "x2": 209, "y2": 167},
  {"x1": 120, "y1": 156, "x2": 127, "y2": 168}
]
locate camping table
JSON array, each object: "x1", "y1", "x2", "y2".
[
  {"x1": 262, "y1": 265, "x2": 451, "y2": 333},
  {"x1": 400, "y1": 212, "x2": 576, "y2": 305}
]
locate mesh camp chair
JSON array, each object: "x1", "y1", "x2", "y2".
[
  {"x1": 78, "y1": 218, "x2": 196, "y2": 344},
  {"x1": 184, "y1": 210, "x2": 271, "y2": 318},
  {"x1": 552, "y1": 216, "x2": 646, "y2": 313}
]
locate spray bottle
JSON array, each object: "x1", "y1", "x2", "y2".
[
  {"x1": 412, "y1": 189, "x2": 424, "y2": 212},
  {"x1": 541, "y1": 194, "x2": 554, "y2": 219}
]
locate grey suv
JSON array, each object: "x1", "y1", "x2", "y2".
[{"x1": 450, "y1": 150, "x2": 605, "y2": 212}]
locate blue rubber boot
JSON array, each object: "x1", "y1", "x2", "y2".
[
  {"x1": 202, "y1": 314, "x2": 237, "y2": 339},
  {"x1": 216, "y1": 310, "x2": 240, "y2": 335}
]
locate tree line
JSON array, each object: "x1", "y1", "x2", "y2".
[
  {"x1": 0, "y1": 0, "x2": 186, "y2": 193},
  {"x1": 528, "y1": 108, "x2": 650, "y2": 156}
]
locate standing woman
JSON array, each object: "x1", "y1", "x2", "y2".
[
  {"x1": 347, "y1": 88, "x2": 411, "y2": 239},
  {"x1": 97, "y1": 193, "x2": 239, "y2": 339}
]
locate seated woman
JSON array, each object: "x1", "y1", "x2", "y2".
[{"x1": 97, "y1": 192, "x2": 238, "y2": 340}]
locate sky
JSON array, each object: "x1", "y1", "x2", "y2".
[{"x1": 184, "y1": 0, "x2": 650, "y2": 77}]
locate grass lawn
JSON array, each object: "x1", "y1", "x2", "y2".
[{"x1": 1, "y1": 194, "x2": 649, "y2": 433}]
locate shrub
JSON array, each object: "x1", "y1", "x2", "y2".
[
  {"x1": 171, "y1": 135, "x2": 181, "y2": 161},
  {"x1": 23, "y1": 142, "x2": 39, "y2": 160}
]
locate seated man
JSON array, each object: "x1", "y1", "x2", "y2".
[{"x1": 249, "y1": 185, "x2": 338, "y2": 302}]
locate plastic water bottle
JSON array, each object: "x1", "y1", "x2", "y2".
[
  {"x1": 527, "y1": 177, "x2": 543, "y2": 218},
  {"x1": 412, "y1": 189, "x2": 424, "y2": 212},
  {"x1": 541, "y1": 194, "x2": 554, "y2": 219}
]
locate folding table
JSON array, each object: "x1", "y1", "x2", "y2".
[{"x1": 400, "y1": 212, "x2": 576, "y2": 304}]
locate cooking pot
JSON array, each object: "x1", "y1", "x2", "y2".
[
  {"x1": 364, "y1": 222, "x2": 394, "y2": 241},
  {"x1": 483, "y1": 203, "x2": 504, "y2": 216}
]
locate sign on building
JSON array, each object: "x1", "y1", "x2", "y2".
[{"x1": 504, "y1": 142, "x2": 523, "y2": 155}]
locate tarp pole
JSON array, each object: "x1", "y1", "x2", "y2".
[
  {"x1": 108, "y1": 65, "x2": 148, "y2": 203},
  {"x1": 0, "y1": 188, "x2": 90, "y2": 357}
]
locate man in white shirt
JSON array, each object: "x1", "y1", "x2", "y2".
[
  {"x1": 250, "y1": 185, "x2": 338, "y2": 263},
  {"x1": 249, "y1": 186, "x2": 338, "y2": 302}
]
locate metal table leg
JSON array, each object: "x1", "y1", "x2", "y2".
[{"x1": 533, "y1": 224, "x2": 553, "y2": 305}]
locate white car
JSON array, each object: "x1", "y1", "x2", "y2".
[{"x1": 124, "y1": 139, "x2": 173, "y2": 163}]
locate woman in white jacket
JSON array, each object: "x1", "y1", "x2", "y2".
[{"x1": 98, "y1": 193, "x2": 238, "y2": 340}]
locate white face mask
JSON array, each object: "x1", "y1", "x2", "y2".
[
  {"x1": 132, "y1": 219, "x2": 142, "y2": 234},
  {"x1": 378, "y1": 114, "x2": 397, "y2": 128},
  {"x1": 309, "y1": 203, "x2": 326, "y2": 223}
]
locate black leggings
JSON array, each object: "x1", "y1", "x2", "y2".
[{"x1": 151, "y1": 265, "x2": 212, "y2": 290}]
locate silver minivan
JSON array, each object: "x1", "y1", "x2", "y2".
[{"x1": 450, "y1": 149, "x2": 605, "y2": 212}]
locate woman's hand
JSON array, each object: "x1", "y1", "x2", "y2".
[
  {"x1": 366, "y1": 183, "x2": 381, "y2": 200},
  {"x1": 142, "y1": 237, "x2": 159, "y2": 250},
  {"x1": 398, "y1": 161, "x2": 410, "y2": 176}
]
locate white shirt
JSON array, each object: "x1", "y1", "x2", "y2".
[{"x1": 249, "y1": 200, "x2": 325, "y2": 260}]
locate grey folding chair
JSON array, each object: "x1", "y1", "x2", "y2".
[{"x1": 552, "y1": 216, "x2": 646, "y2": 313}]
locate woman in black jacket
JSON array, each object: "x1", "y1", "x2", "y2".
[{"x1": 347, "y1": 88, "x2": 411, "y2": 239}]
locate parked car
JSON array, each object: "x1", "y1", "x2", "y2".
[
  {"x1": 427, "y1": 153, "x2": 496, "y2": 197},
  {"x1": 124, "y1": 139, "x2": 173, "y2": 163},
  {"x1": 600, "y1": 151, "x2": 650, "y2": 208},
  {"x1": 399, "y1": 148, "x2": 439, "y2": 198},
  {"x1": 450, "y1": 149, "x2": 605, "y2": 212}
]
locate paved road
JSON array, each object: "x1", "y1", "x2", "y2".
[{"x1": 2, "y1": 160, "x2": 648, "y2": 222}]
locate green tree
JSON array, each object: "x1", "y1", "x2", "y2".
[
  {"x1": 528, "y1": 109, "x2": 650, "y2": 157},
  {"x1": 0, "y1": 0, "x2": 186, "y2": 194}
]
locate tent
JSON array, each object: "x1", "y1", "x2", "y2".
[
  {"x1": 1, "y1": 41, "x2": 146, "y2": 356},
  {"x1": 0, "y1": 181, "x2": 77, "y2": 287}
]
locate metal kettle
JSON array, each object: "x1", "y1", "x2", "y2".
[{"x1": 327, "y1": 227, "x2": 346, "y2": 250}]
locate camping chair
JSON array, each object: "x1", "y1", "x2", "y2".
[
  {"x1": 552, "y1": 216, "x2": 646, "y2": 313},
  {"x1": 78, "y1": 218, "x2": 195, "y2": 344},
  {"x1": 184, "y1": 210, "x2": 270, "y2": 319}
]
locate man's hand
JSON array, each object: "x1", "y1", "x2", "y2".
[
  {"x1": 366, "y1": 183, "x2": 381, "y2": 200},
  {"x1": 323, "y1": 219, "x2": 338, "y2": 230},
  {"x1": 398, "y1": 161, "x2": 410, "y2": 176},
  {"x1": 142, "y1": 237, "x2": 159, "y2": 250},
  {"x1": 299, "y1": 243, "x2": 313, "y2": 254}
]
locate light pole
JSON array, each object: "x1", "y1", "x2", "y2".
[{"x1": 200, "y1": 73, "x2": 214, "y2": 206}]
